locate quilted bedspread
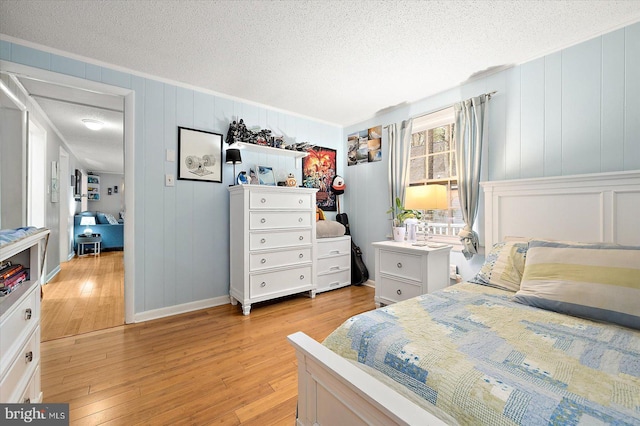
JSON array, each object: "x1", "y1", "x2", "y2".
[{"x1": 323, "y1": 283, "x2": 640, "y2": 425}]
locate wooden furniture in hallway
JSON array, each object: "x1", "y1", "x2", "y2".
[
  {"x1": 41, "y1": 284, "x2": 375, "y2": 424},
  {"x1": 41, "y1": 251, "x2": 124, "y2": 341}
]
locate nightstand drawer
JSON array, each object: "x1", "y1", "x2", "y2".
[
  {"x1": 250, "y1": 247, "x2": 311, "y2": 271},
  {"x1": 379, "y1": 250, "x2": 422, "y2": 282},
  {"x1": 378, "y1": 277, "x2": 422, "y2": 302},
  {"x1": 250, "y1": 191, "x2": 313, "y2": 210},
  {"x1": 250, "y1": 266, "x2": 313, "y2": 298},
  {"x1": 250, "y1": 211, "x2": 313, "y2": 230}
]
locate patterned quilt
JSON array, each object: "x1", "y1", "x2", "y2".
[{"x1": 323, "y1": 283, "x2": 640, "y2": 425}]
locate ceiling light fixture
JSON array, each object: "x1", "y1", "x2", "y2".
[{"x1": 82, "y1": 119, "x2": 104, "y2": 131}]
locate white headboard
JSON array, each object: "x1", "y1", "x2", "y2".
[{"x1": 481, "y1": 171, "x2": 640, "y2": 249}]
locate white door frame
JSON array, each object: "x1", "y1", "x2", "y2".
[
  {"x1": 59, "y1": 147, "x2": 72, "y2": 262},
  {"x1": 1, "y1": 60, "x2": 136, "y2": 324}
]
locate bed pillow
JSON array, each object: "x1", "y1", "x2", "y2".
[
  {"x1": 514, "y1": 240, "x2": 640, "y2": 330},
  {"x1": 468, "y1": 241, "x2": 528, "y2": 291}
]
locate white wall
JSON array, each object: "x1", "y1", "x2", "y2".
[
  {"x1": 0, "y1": 103, "x2": 24, "y2": 229},
  {"x1": 89, "y1": 172, "x2": 124, "y2": 217},
  {"x1": 343, "y1": 22, "x2": 640, "y2": 281}
]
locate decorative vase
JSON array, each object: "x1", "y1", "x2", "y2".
[{"x1": 393, "y1": 226, "x2": 406, "y2": 242}]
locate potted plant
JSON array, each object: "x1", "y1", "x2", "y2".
[{"x1": 387, "y1": 197, "x2": 422, "y2": 242}]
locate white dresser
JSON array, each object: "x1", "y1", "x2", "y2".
[
  {"x1": 0, "y1": 229, "x2": 49, "y2": 403},
  {"x1": 372, "y1": 240, "x2": 451, "y2": 307},
  {"x1": 229, "y1": 185, "x2": 318, "y2": 315},
  {"x1": 316, "y1": 235, "x2": 351, "y2": 293}
]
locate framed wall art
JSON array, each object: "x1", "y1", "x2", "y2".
[
  {"x1": 257, "y1": 165, "x2": 276, "y2": 185},
  {"x1": 302, "y1": 146, "x2": 337, "y2": 211},
  {"x1": 178, "y1": 127, "x2": 223, "y2": 183}
]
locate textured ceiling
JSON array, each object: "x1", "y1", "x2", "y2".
[{"x1": 2, "y1": 1, "x2": 640, "y2": 127}]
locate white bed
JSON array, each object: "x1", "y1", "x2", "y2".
[{"x1": 288, "y1": 170, "x2": 640, "y2": 425}]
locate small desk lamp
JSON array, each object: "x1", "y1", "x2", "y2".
[
  {"x1": 404, "y1": 185, "x2": 448, "y2": 243},
  {"x1": 225, "y1": 148, "x2": 242, "y2": 186},
  {"x1": 80, "y1": 216, "x2": 96, "y2": 236}
]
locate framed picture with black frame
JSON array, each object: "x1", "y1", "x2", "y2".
[{"x1": 178, "y1": 126, "x2": 223, "y2": 183}]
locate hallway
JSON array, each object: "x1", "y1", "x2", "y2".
[{"x1": 41, "y1": 251, "x2": 124, "y2": 341}]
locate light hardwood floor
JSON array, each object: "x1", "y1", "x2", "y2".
[
  {"x1": 41, "y1": 251, "x2": 124, "y2": 341},
  {"x1": 41, "y1": 283, "x2": 376, "y2": 425}
]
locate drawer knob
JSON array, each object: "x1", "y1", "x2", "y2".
[
  {"x1": 298, "y1": 217, "x2": 303, "y2": 222},
  {"x1": 330, "y1": 281, "x2": 340, "y2": 287},
  {"x1": 261, "y1": 238, "x2": 266, "y2": 244},
  {"x1": 299, "y1": 275, "x2": 305, "y2": 280},
  {"x1": 23, "y1": 398, "x2": 31, "y2": 404},
  {"x1": 299, "y1": 253, "x2": 304, "y2": 258},
  {"x1": 25, "y1": 351, "x2": 33, "y2": 363},
  {"x1": 261, "y1": 218, "x2": 266, "y2": 224},
  {"x1": 397, "y1": 262, "x2": 402, "y2": 269},
  {"x1": 298, "y1": 199, "x2": 303, "y2": 204},
  {"x1": 330, "y1": 250, "x2": 340, "y2": 254},
  {"x1": 261, "y1": 258, "x2": 266, "y2": 264},
  {"x1": 25, "y1": 308, "x2": 32, "y2": 320},
  {"x1": 261, "y1": 198, "x2": 266, "y2": 203},
  {"x1": 260, "y1": 282, "x2": 266, "y2": 288},
  {"x1": 299, "y1": 236, "x2": 304, "y2": 241},
  {"x1": 330, "y1": 266, "x2": 340, "y2": 271},
  {"x1": 397, "y1": 289, "x2": 402, "y2": 295}
]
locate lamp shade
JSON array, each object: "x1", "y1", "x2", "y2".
[
  {"x1": 225, "y1": 148, "x2": 242, "y2": 164},
  {"x1": 80, "y1": 216, "x2": 96, "y2": 226},
  {"x1": 404, "y1": 185, "x2": 448, "y2": 210}
]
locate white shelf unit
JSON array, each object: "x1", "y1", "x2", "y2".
[
  {"x1": 87, "y1": 174, "x2": 100, "y2": 201},
  {"x1": 229, "y1": 142, "x2": 309, "y2": 160},
  {"x1": 316, "y1": 235, "x2": 351, "y2": 293},
  {"x1": 0, "y1": 229, "x2": 50, "y2": 403}
]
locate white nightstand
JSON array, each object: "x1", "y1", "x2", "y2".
[{"x1": 372, "y1": 241, "x2": 451, "y2": 307}]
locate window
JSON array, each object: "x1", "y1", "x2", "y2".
[{"x1": 409, "y1": 107, "x2": 463, "y2": 242}]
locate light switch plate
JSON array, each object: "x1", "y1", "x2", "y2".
[
  {"x1": 165, "y1": 174, "x2": 175, "y2": 187},
  {"x1": 166, "y1": 149, "x2": 176, "y2": 162}
]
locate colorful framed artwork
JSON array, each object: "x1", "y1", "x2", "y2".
[
  {"x1": 302, "y1": 146, "x2": 337, "y2": 211},
  {"x1": 178, "y1": 126, "x2": 223, "y2": 183},
  {"x1": 257, "y1": 165, "x2": 276, "y2": 185},
  {"x1": 347, "y1": 125, "x2": 382, "y2": 166}
]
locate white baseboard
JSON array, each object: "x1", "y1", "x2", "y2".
[
  {"x1": 362, "y1": 279, "x2": 375, "y2": 288},
  {"x1": 44, "y1": 265, "x2": 61, "y2": 284},
  {"x1": 133, "y1": 295, "x2": 230, "y2": 323}
]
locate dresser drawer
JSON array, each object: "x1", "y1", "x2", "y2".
[
  {"x1": 0, "y1": 327, "x2": 40, "y2": 402},
  {"x1": 317, "y1": 236, "x2": 350, "y2": 257},
  {"x1": 250, "y1": 211, "x2": 313, "y2": 230},
  {"x1": 0, "y1": 284, "x2": 39, "y2": 379},
  {"x1": 316, "y1": 270, "x2": 350, "y2": 293},
  {"x1": 249, "y1": 229, "x2": 312, "y2": 250},
  {"x1": 378, "y1": 277, "x2": 422, "y2": 303},
  {"x1": 250, "y1": 191, "x2": 313, "y2": 210},
  {"x1": 18, "y1": 364, "x2": 40, "y2": 404},
  {"x1": 317, "y1": 255, "x2": 350, "y2": 275},
  {"x1": 250, "y1": 266, "x2": 313, "y2": 298},
  {"x1": 379, "y1": 250, "x2": 422, "y2": 282},
  {"x1": 250, "y1": 247, "x2": 311, "y2": 271}
]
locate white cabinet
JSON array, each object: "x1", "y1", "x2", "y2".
[
  {"x1": 316, "y1": 236, "x2": 351, "y2": 293},
  {"x1": 229, "y1": 185, "x2": 318, "y2": 315},
  {"x1": 0, "y1": 229, "x2": 49, "y2": 403},
  {"x1": 372, "y1": 241, "x2": 451, "y2": 307}
]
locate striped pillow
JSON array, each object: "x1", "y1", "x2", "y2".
[
  {"x1": 469, "y1": 241, "x2": 528, "y2": 292},
  {"x1": 514, "y1": 240, "x2": 640, "y2": 330}
]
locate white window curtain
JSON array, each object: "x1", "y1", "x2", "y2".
[
  {"x1": 454, "y1": 95, "x2": 489, "y2": 259},
  {"x1": 387, "y1": 118, "x2": 413, "y2": 220}
]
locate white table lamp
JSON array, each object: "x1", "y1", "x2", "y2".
[{"x1": 80, "y1": 216, "x2": 96, "y2": 236}]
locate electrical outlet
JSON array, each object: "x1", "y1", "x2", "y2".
[{"x1": 165, "y1": 174, "x2": 175, "y2": 187}]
